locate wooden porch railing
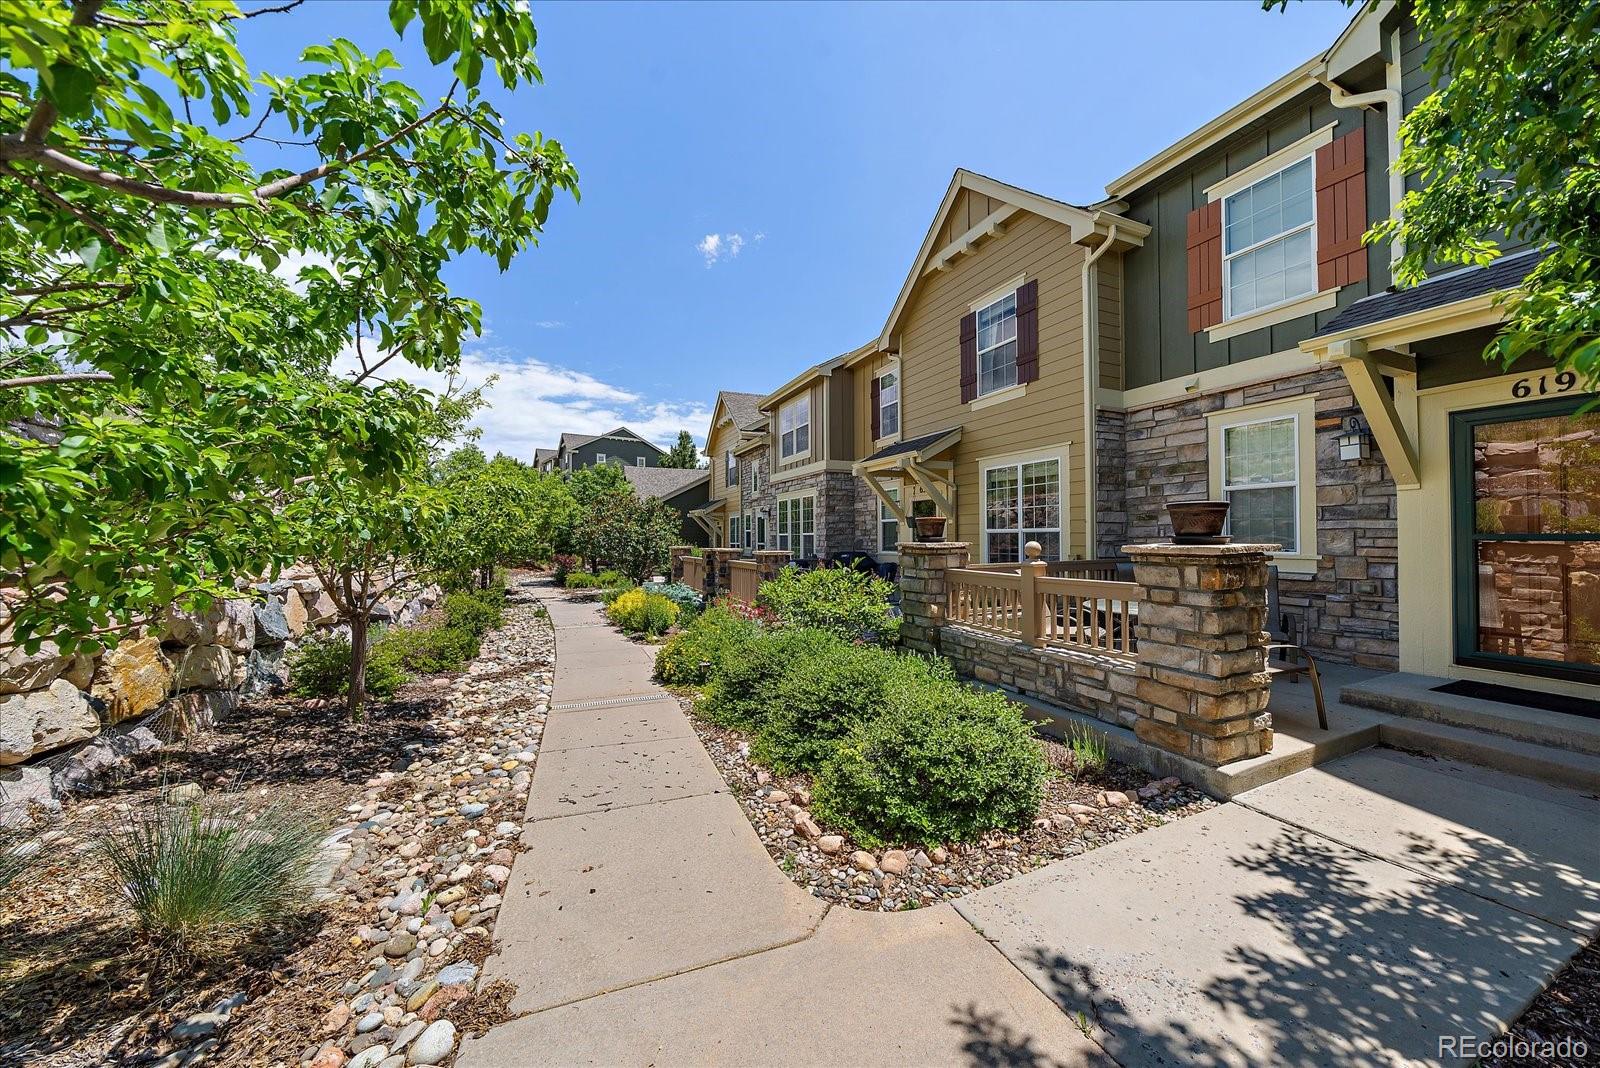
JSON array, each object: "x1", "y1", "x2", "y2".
[
  {"x1": 947, "y1": 560, "x2": 1139, "y2": 661},
  {"x1": 728, "y1": 559, "x2": 761, "y2": 603}
]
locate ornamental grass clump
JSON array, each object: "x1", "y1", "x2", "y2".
[
  {"x1": 0, "y1": 822, "x2": 39, "y2": 892},
  {"x1": 813, "y1": 684, "x2": 1050, "y2": 847},
  {"x1": 95, "y1": 800, "x2": 325, "y2": 960}
]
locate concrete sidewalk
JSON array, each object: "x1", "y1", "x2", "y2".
[{"x1": 460, "y1": 586, "x2": 1102, "y2": 1067}]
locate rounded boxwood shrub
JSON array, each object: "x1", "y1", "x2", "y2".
[
  {"x1": 756, "y1": 565, "x2": 899, "y2": 645},
  {"x1": 653, "y1": 605, "x2": 759, "y2": 687},
  {"x1": 813, "y1": 685, "x2": 1049, "y2": 847},
  {"x1": 697, "y1": 627, "x2": 843, "y2": 732}
]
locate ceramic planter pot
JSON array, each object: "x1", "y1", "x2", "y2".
[
  {"x1": 1166, "y1": 500, "x2": 1231, "y2": 543},
  {"x1": 914, "y1": 515, "x2": 948, "y2": 542}
]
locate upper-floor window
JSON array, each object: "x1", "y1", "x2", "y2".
[
  {"x1": 750, "y1": 461, "x2": 762, "y2": 495},
  {"x1": 596, "y1": 452, "x2": 606, "y2": 465},
  {"x1": 976, "y1": 291, "x2": 1018, "y2": 397},
  {"x1": 779, "y1": 394, "x2": 811, "y2": 460},
  {"x1": 1223, "y1": 156, "x2": 1314, "y2": 319},
  {"x1": 725, "y1": 449, "x2": 736, "y2": 483},
  {"x1": 878, "y1": 370, "x2": 900, "y2": 438},
  {"x1": 636, "y1": 455, "x2": 646, "y2": 467},
  {"x1": 1219, "y1": 414, "x2": 1299, "y2": 553}
]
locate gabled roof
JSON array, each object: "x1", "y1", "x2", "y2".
[
  {"x1": 623, "y1": 465, "x2": 709, "y2": 501},
  {"x1": 876, "y1": 169, "x2": 1145, "y2": 350},
  {"x1": 1311, "y1": 249, "x2": 1545, "y2": 339},
  {"x1": 559, "y1": 426, "x2": 664, "y2": 454},
  {"x1": 533, "y1": 447, "x2": 557, "y2": 467},
  {"x1": 711, "y1": 391, "x2": 764, "y2": 431}
]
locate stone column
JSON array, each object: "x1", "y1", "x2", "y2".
[
  {"x1": 896, "y1": 541, "x2": 970, "y2": 656},
  {"x1": 702, "y1": 548, "x2": 740, "y2": 600},
  {"x1": 754, "y1": 550, "x2": 792, "y2": 583},
  {"x1": 668, "y1": 546, "x2": 694, "y2": 584},
  {"x1": 1124, "y1": 543, "x2": 1277, "y2": 766}
]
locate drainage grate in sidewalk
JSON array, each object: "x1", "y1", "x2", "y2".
[{"x1": 551, "y1": 693, "x2": 669, "y2": 712}]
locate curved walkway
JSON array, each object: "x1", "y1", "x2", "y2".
[{"x1": 458, "y1": 583, "x2": 1102, "y2": 1067}]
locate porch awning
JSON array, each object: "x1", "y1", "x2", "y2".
[
  {"x1": 853, "y1": 426, "x2": 962, "y2": 474},
  {"x1": 1309, "y1": 248, "x2": 1544, "y2": 342}
]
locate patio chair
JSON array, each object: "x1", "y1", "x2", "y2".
[{"x1": 1265, "y1": 565, "x2": 1328, "y2": 730}]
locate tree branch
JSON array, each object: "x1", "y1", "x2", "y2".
[
  {"x1": 0, "y1": 372, "x2": 115, "y2": 389},
  {"x1": 0, "y1": 161, "x2": 125, "y2": 249},
  {"x1": 20, "y1": 0, "x2": 105, "y2": 142}
]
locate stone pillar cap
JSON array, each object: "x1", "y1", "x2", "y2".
[
  {"x1": 1122, "y1": 542, "x2": 1282, "y2": 558},
  {"x1": 897, "y1": 541, "x2": 970, "y2": 551}
]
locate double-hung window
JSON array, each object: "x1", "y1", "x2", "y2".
[
  {"x1": 743, "y1": 513, "x2": 753, "y2": 550},
  {"x1": 728, "y1": 515, "x2": 741, "y2": 548},
  {"x1": 983, "y1": 458, "x2": 1061, "y2": 562},
  {"x1": 1223, "y1": 156, "x2": 1315, "y2": 319},
  {"x1": 776, "y1": 496, "x2": 815, "y2": 558},
  {"x1": 879, "y1": 486, "x2": 901, "y2": 553},
  {"x1": 779, "y1": 395, "x2": 810, "y2": 460},
  {"x1": 596, "y1": 452, "x2": 606, "y2": 465},
  {"x1": 878, "y1": 370, "x2": 900, "y2": 438},
  {"x1": 975, "y1": 291, "x2": 1018, "y2": 397},
  {"x1": 1220, "y1": 415, "x2": 1299, "y2": 552},
  {"x1": 636, "y1": 455, "x2": 646, "y2": 467},
  {"x1": 725, "y1": 449, "x2": 736, "y2": 485}
]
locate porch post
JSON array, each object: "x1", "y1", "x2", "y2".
[
  {"x1": 754, "y1": 549, "x2": 791, "y2": 584},
  {"x1": 1124, "y1": 542, "x2": 1277, "y2": 766},
  {"x1": 702, "y1": 547, "x2": 740, "y2": 600},
  {"x1": 1020, "y1": 541, "x2": 1047, "y2": 648},
  {"x1": 669, "y1": 545, "x2": 694, "y2": 584},
  {"x1": 896, "y1": 540, "x2": 970, "y2": 656}
]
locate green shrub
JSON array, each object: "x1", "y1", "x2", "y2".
[
  {"x1": 596, "y1": 568, "x2": 627, "y2": 587},
  {"x1": 443, "y1": 588, "x2": 504, "y2": 637},
  {"x1": 813, "y1": 684, "x2": 1049, "y2": 847},
  {"x1": 698, "y1": 627, "x2": 843, "y2": 731},
  {"x1": 757, "y1": 566, "x2": 899, "y2": 644},
  {"x1": 601, "y1": 582, "x2": 638, "y2": 607},
  {"x1": 653, "y1": 605, "x2": 760, "y2": 686},
  {"x1": 605, "y1": 588, "x2": 680, "y2": 637},
  {"x1": 289, "y1": 634, "x2": 410, "y2": 700},
  {"x1": 641, "y1": 581, "x2": 703, "y2": 618},
  {"x1": 371, "y1": 624, "x2": 478, "y2": 676},
  {"x1": 754, "y1": 647, "x2": 955, "y2": 774},
  {"x1": 562, "y1": 571, "x2": 605, "y2": 589},
  {"x1": 95, "y1": 800, "x2": 324, "y2": 960},
  {"x1": 1063, "y1": 720, "x2": 1109, "y2": 778}
]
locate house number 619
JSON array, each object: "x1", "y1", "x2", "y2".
[{"x1": 1511, "y1": 371, "x2": 1578, "y2": 398}]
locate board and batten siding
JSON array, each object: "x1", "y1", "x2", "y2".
[
  {"x1": 1097, "y1": 254, "x2": 1125, "y2": 392},
  {"x1": 895, "y1": 210, "x2": 1090, "y2": 557},
  {"x1": 937, "y1": 188, "x2": 1006, "y2": 249},
  {"x1": 1122, "y1": 95, "x2": 1389, "y2": 390},
  {"x1": 853, "y1": 350, "x2": 891, "y2": 456}
]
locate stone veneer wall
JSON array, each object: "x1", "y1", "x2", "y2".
[
  {"x1": 736, "y1": 445, "x2": 775, "y2": 554},
  {"x1": 1109, "y1": 366, "x2": 1398, "y2": 669},
  {"x1": 770, "y1": 470, "x2": 860, "y2": 559},
  {"x1": 1095, "y1": 407, "x2": 1129, "y2": 560}
]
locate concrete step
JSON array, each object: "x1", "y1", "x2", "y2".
[
  {"x1": 1341, "y1": 671, "x2": 1600, "y2": 757},
  {"x1": 1377, "y1": 717, "x2": 1600, "y2": 794}
]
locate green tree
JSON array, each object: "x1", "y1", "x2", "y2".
[
  {"x1": 660, "y1": 430, "x2": 702, "y2": 469},
  {"x1": 0, "y1": 0, "x2": 578, "y2": 651},
  {"x1": 1273, "y1": 0, "x2": 1598, "y2": 386},
  {"x1": 583, "y1": 492, "x2": 682, "y2": 583},
  {"x1": 434, "y1": 454, "x2": 575, "y2": 589}
]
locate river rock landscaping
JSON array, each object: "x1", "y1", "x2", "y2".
[{"x1": 0, "y1": 577, "x2": 553, "y2": 1067}]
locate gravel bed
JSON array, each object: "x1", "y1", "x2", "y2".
[{"x1": 683, "y1": 696, "x2": 1215, "y2": 912}]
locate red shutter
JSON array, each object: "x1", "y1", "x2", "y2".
[
  {"x1": 959, "y1": 312, "x2": 978, "y2": 403},
  {"x1": 1186, "y1": 200, "x2": 1223, "y2": 332},
  {"x1": 1015, "y1": 279, "x2": 1039, "y2": 383},
  {"x1": 1316, "y1": 126, "x2": 1368, "y2": 290},
  {"x1": 870, "y1": 375, "x2": 881, "y2": 439}
]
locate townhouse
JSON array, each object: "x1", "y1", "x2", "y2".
[
  {"x1": 695, "y1": 0, "x2": 1596, "y2": 708},
  {"x1": 536, "y1": 426, "x2": 667, "y2": 474}
]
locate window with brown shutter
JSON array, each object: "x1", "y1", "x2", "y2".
[
  {"x1": 1015, "y1": 279, "x2": 1039, "y2": 383},
  {"x1": 870, "y1": 376, "x2": 881, "y2": 439},
  {"x1": 1315, "y1": 126, "x2": 1368, "y2": 290},
  {"x1": 1186, "y1": 200, "x2": 1223, "y2": 332},
  {"x1": 959, "y1": 312, "x2": 978, "y2": 403}
]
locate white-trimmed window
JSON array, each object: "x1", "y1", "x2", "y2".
[
  {"x1": 596, "y1": 452, "x2": 606, "y2": 465},
  {"x1": 776, "y1": 495, "x2": 816, "y2": 558},
  {"x1": 878, "y1": 370, "x2": 900, "y2": 438},
  {"x1": 636, "y1": 455, "x2": 646, "y2": 467},
  {"x1": 743, "y1": 512, "x2": 753, "y2": 550},
  {"x1": 779, "y1": 395, "x2": 811, "y2": 459},
  {"x1": 879, "y1": 486, "x2": 901, "y2": 553},
  {"x1": 983, "y1": 457, "x2": 1061, "y2": 562},
  {"x1": 749, "y1": 461, "x2": 762, "y2": 495},
  {"x1": 1219, "y1": 414, "x2": 1300, "y2": 553},
  {"x1": 976, "y1": 291, "x2": 1018, "y2": 397},
  {"x1": 1223, "y1": 156, "x2": 1315, "y2": 319},
  {"x1": 728, "y1": 515, "x2": 741, "y2": 548},
  {"x1": 756, "y1": 515, "x2": 767, "y2": 549},
  {"x1": 725, "y1": 449, "x2": 735, "y2": 483}
]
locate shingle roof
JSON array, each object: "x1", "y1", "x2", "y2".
[
  {"x1": 533, "y1": 447, "x2": 557, "y2": 467},
  {"x1": 717, "y1": 391, "x2": 764, "y2": 429},
  {"x1": 622, "y1": 465, "x2": 708, "y2": 500},
  {"x1": 559, "y1": 426, "x2": 663, "y2": 453},
  {"x1": 1313, "y1": 248, "x2": 1546, "y2": 338},
  {"x1": 861, "y1": 427, "x2": 962, "y2": 464}
]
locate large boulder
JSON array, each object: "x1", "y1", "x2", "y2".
[
  {"x1": 162, "y1": 602, "x2": 230, "y2": 647},
  {"x1": 281, "y1": 589, "x2": 309, "y2": 637},
  {"x1": 155, "y1": 689, "x2": 239, "y2": 738},
  {"x1": 306, "y1": 589, "x2": 339, "y2": 626},
  {"x1": 61, "y1": 653, "x2": 96, "y2": 691},
  {"x1": 51, "y1": 722, "x2": 163, "y2": 795},
  {"x1": 242, "y1": 644, "x2": 289, "y2": 698},
  {"x1": 222, "y1": 599, "x2": 256, "y2": 654},
  {"x1": 91, "y1": 637, "x2": 173, "y2": 724},
  {"x1": 254, "y1": 598, "x2": 291, "y2": 645},
  {"x1": 170, "y1": 646, "x2": 236, "y2": 691},
  {"x1": 0, "y1": 764, "x2": 58, "y2": 826},
  {"x1": 0, "y1": 638, "x2": 71, "y2": 696},
  {"x1": 0, "y1": 679, "x2": 101, "y2": 765}
]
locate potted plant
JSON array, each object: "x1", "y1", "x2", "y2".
[
  {"x1": 1166, "y1": 500, "x2": 1230, "y2": 543},
  {"x1": 913, "y1": 514, "x2": 948, "y2": 542}
]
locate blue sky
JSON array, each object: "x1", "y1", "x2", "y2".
[{"x1": 241, "y1": 0, "x2": 1355, "y2": 458}]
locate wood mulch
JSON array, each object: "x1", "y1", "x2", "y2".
[{"x1": 1484, "y1": 935, "x2": 1600, "y2": 1067}]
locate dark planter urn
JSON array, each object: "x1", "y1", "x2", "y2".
[
  {"x1": 913, "y1": 515, "x2": 948, "y2": 542},
  {"x1": 1166, "y1": 500, "x2": 1231, "y2": 544}
]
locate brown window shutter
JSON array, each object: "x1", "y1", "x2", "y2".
[
  {"x1": 1316, "y1": 126, "x2": 1368, "y2": 290},
  {"x1": 959, "y1": 312, "x2": 978, "y2": 403},
  {"x1": 870, "y1": 376, "x2": 881, "y2": 439},
  {"x1": 1185, "y1": 201, "x2": 1223, "y2": 332},
  {"x1": 1015, "y1": 279, "x2": 1039, "y2": 383}
]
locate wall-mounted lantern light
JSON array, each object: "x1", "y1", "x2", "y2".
[{"x1": 1337, "y1": 415, "x2": 1372, "y2": 462}]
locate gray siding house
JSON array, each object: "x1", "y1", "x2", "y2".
[{"x1": 546, "y1": 427, "x2": 666, "y2": 474}]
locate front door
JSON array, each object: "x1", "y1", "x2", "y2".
[{"x1": 1451, "y1": 395, "x2": 1600, "y2": 685}]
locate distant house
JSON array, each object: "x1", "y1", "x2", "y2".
[
  {"x1": 622, "y1": 465, "x2": 712, "y2": 547},
  {"x1": 543, "y1": 427, "x2": 666, "y2": 473}
]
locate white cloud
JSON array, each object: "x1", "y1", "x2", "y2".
[
  {"x1": 696, "y1": 231, "x2": 757, "y2": 267},
  {"x1": 534, "y1": 320, "x2": 565, "y2": 329},
  {"x1": 332, "y1": 344, "x2": 713, "y2": 461}
]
